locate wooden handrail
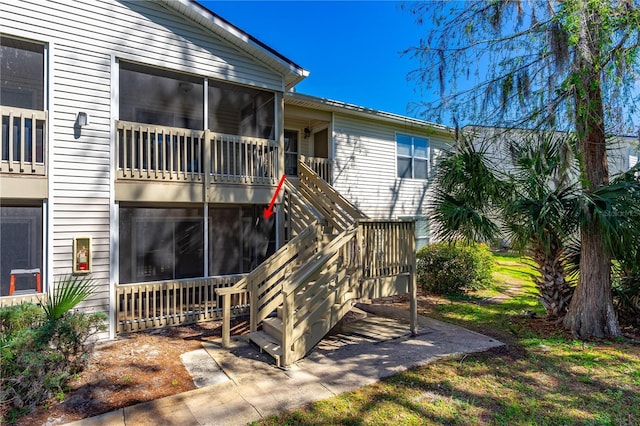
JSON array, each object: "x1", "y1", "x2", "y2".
[
  {"x1": 216, "y1": 222, "x2": 321, "y2": 346},
  {"x1": 281, "y1": 226, "x2": 359, "y2": 365},
  {"x1": 298, "y1": 161, "x2": 368, "y2": 231},
  {"x1": 282, "y1": 227, "x2": 357, "y2": 297},
  {"x1": 300, "y1": 155, "x2": 332, "y2": 183},
  {"x1": 282, "y1": 178, "x2": 325, "y2": 241}
]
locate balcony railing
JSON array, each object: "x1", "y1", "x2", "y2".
[
  {"x1": 116, "y1": 121, "x2": 204, "y2": 182},
  {"x1": 301, "y1": 155, "x2": 332, "y2": 183},
  {"x1": 116, "y1": 120, "x2": 279, "y2": 185},
  {"x1": 209, "y1": 133, "x2": 279, "y2": 184},
  {"x1": 1, "y1": 106, "x2": 46, "y2": 175}
]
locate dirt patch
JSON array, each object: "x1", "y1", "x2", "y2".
[{"x1": 16, "y1": 320, "x2": 248, "y2": 426}]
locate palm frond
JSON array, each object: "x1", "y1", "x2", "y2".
[{"x1": 42, "y1": 274, "x2": 97, "y2": 321}]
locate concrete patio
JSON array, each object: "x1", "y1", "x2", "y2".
[{"x1": 67, "y1": 304, "x2": 503, "y2": 426}]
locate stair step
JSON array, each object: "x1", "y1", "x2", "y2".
[
  {"x1": 247, "y1": 330, "x2": 282, "y2": 367},
  {"x1": 262, "y1": 317, "x2": 283, "y2": 339}
]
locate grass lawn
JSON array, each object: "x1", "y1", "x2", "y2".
[{"x1": 255, "y1": 253, "x2": 640, "y2": 425}]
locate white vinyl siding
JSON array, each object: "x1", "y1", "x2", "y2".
[
  {"x1": 332, "y1": 113, "x2": 451, "y2": 220},
  {"x1": 1, "y1": 0, "x2": 286, "y2": 315}
]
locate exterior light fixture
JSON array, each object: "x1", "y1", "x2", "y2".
[{"x1": 77, "y1": 112, "x2": 89, "y2": 127}]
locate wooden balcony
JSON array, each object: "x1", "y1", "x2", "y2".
[
  {"x1": 115, "y1": 120, "x2": 280, "y2": 203},
  {"x1": 1, "y1": 106, "x2": 47, "y2": 198}
]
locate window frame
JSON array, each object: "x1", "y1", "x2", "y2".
[
  {"x1": 0, "y1": 203, "x2": 45, "y2": 296},
  {"x1": 0, "y1": 36, "x2": 46, "y2": 111},
  {"x1": 396, "y1": 133, "x2": 430, "y2": 180},
  {"x1": 284, "y1": 129, "x2": 299, "y2": 176}
]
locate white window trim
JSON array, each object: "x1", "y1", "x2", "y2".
[{"x1": 396, "y1": 133, "x2": 430, "y2": 180}]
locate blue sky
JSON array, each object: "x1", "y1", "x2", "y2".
[{"x1": 204, "y1": 1, "x2": 431, "y2": 121}]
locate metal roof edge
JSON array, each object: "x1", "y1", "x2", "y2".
[{"x1": 285, "y1": 92, "x2": 454, "y2": 136}]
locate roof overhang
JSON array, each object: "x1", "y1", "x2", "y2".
[
  {"x1": 285, "y1": 92, "x2": 455, "y2": 138},
  {"x1": 157, "y1": 0, "x2": 309, "y2": 90}
]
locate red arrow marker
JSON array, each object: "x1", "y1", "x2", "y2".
[{"x1": 264, "y1": 174, "x2": 286, "y2": 219}]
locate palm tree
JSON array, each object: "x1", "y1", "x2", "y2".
[
  {"x1": 431, "y1": 131, "x2": 579, "y2": 317},
  {"x1": 432, "y1": 130, "x2": 640, "y2": 321},
  {"x1": 500, "y1": 134, "x2": 579, "y2": 317}
]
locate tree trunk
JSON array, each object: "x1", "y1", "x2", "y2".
[
  {"x1": 562, "y1": 0, "x2": 621, "y2": 338},
  {"x1": 564, "y1": 222, "x2": 620, "y2": 338},
  {"x1": 532, "y1": 247, "x2": 573, "y2": 318}
]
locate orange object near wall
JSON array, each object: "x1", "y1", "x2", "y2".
[{"x1": 8, "y1": 269, "x2": 41, "y2": 296}]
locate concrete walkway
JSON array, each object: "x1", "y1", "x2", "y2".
[{"x1": 67, "y1": 305, "x2": 502, "y2": 426}]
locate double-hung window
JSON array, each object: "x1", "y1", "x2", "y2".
[{"x1": 397, "y1": 134, "x2": 429, "y2": 179}]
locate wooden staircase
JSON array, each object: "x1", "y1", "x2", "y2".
[{"x1": 217, "y1": 161, "x2": 417, "y2": 368}]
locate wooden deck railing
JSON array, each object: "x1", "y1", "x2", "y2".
[
  {"x1": 116, "y1": 275, "x2": 247, "y2": 333},
  {"x1": 116, "y1": 120, "x2": 204, "y2": 181},
  {"x1": 0, "y1": 292, "x2": 47, "y2": 308},
  {"x1": 301, "y1": 155, "x2": 332, "y2": 183},
  {"x1": 209, "y1": 133, "x2": 279, "y2": 184},
  {"x1": 116, "y1": 121, "x2": 279, "y2": 185},
  {"x1": 298, "y1": 161, "x2": 368, "y2": 231},
  {"x1": 1, "y1": 106, "x2": 46, "y2": 175},
  {"x1": 359, "y1": 220, "x2": 415, "y2": 278}
]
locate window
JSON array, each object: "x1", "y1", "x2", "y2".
[
  {"x1": 1, "y1": 37, "x2": 44, "y2": 110},
  {"x1": 1, "y1": 37, "x2": 46, "y2": 166},
  {"x1": 1, "y1": 205, "x2": 43, "y2": 296},
  {"x1": 284, "y1": 129, "x2": 298, "y2": 176},
  {"x1": 398, "y1": 216, "x2": 430, "y2": 250},
  {"x1": 119, "y1": 62, "x2": 204, "y2": 129},
  {"x1": 415, "y1": 218, "x2": 430, "y2": 250},
  {"x1": 118, "y1": 205, "x2": 276, "y2": 283},
  {"x1": 397, "y1": 134, "x2": 429, "y2": 179},
  {"x1": 209, "y1": 206, "x2": 276, "y2": 276},
  {"x1": 119, "y1": 207, "x2": 204, "y2": 284},
  {"x1": 208, "y1": 80, "x2": 274, "y2": 139},
  {"x1": 118, "y1": 62, "x2": 275, "y2": 139}
]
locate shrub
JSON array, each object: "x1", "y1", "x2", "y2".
[
  {"x1": 417, "y1": 242, "x2": 494, "y2": 295},
  {"x1": 0, "y1": 275, "x2": 107, "y2": 420},
  {"x1": 612, "y1": 262, "x2": 640, "y2": 328}
]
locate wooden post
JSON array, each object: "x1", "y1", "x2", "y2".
[
  {"x1": 281, "y1": 291, "x2": 293, "y2": 367},
  {"x1": 203, "y1": 130, "x2": 211, "y2": 202},
  {"x1": 409, "y1": 221, "x2": 418, "y2": 335},
  {"x1": 247, "y1": 286, "x2": 258, "y2": 333},
  {"x1": 275, "y1": 92, "x2": 284, "y2": 182},
  {"x1": 222, "y1": 293, "x2": 231, "y2": 347}
]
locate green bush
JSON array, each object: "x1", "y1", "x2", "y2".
[
  {"x1": 612, "y1": 262, "x2": 640, "y2": 328},
  {"x1": 417, "y1": 242, "x2": 494, "y2": 295},
  {"x1": 0, "y1": 275, "x2": 107, "y2": 420}
]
